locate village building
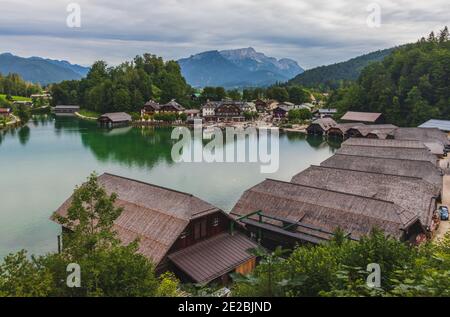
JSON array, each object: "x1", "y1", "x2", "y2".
[
  {"x1": 341, "y1": 111, "x2": 385, "y2": 124},
  {"x1": 254, "y1": 99, "x2": 269, "y2": 113},
  {"x1": 315, "y1": 108, "x2": 337, "y2": 119},
  {"x1": 31, "y1": 93, "x2": 52, "y2": 100},
  {"x1": 13, "y1": 100, "x2": 33, "y2": 108},
  {"x1": 214, "y1": 101, "x2": 244, "y2": 121},
  {"x1": 200, "y1": 101, "x2": 219, "y2": 119},
  {"x1": 231, "y1": 178, "x2": 425, "y2": 249},
  {"x1": 53, "y1": 105, "x2": 80, "y2": 114},
  {"x1": 0, "y1": 107, "x2": 11, "y2": 117},
  {"x1": 52, "y1": 173, "x2": 258, "y2": 285},
  {"x1": 306, "y1": 118, "x2": 337, "y2": 135},
  {"x1": 141, "y1": 100, "x2": 161, "y2": 116},
  {"x1": 98, "y1": 112, "x2": 132, "y2": 128},
  {"x1": 159, "y1": 99, "x2": 185, "y2": 114},
  {"x1": 272, "y1": 105, "x2": 291, "y2": 118}
]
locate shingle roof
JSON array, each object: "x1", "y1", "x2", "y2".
[
  {"x1": 394, "y1": 127, "x2": 449, "y2": 146},
  {"x1": 320, "y1": 154, "x2": 442, "y2": 191},
  {"x1": 341, "y1": 111, "x2": 383, "y2": 123},
  {"x1": 99, "y1": 112, "x2": 132, "y2": 122},
  {"x1": 342, "y1": 138, "x2": 427, "y2": 149},
  {"x1": 168, "y1": 232, "x2": 258, "y2": 284},
  {"x1": 307, "y1": 118, "x2": 337, "y2": 131},
  {"x1": 291, "y1": 166, "x2": 438, "y2": 228},
  {"x1": 337, "y1": 145, "x2": 438, "y2": 164},
  {"x1": 52, "y1": 173, "x2": 220, "y2": 265},
  {"x1": 232, "y1": 179, "x2": 419, "y2": 240}
]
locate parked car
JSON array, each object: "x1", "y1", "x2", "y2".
[{"x1": 439, "y1": 206, "x2": 449, "y2": 221}]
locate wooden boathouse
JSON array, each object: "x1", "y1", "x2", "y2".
[
  {"x1": 98, "y1": 112, "x2": 132, "y2": 128},
  {"x1": 52, "y1": 173, "x2": 258, "y2": 285}
]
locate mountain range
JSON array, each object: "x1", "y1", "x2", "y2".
[
  {"x1": 0, "y1": 53, "x2": 90, "y2": 85},
  {"x1": 178, "y1": 47, "x2": 304, "y2": 88}
]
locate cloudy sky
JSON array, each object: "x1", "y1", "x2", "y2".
[{"x1": 0, "y1": 0, "x2": 448, "y2": 69}]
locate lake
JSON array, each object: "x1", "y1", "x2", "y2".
[{"x1": 0, "y1": 115, "x2": 340, "y2": 258}]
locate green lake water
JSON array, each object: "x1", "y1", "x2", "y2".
[{"x1": 0, "y1": 115, "x2": 340, "y2": 258}]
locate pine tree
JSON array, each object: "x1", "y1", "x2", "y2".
[{"x1": 439, "y1": 26, "x2": 449, "y2": 43}]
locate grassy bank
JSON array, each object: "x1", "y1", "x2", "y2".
[
  {"x1": 77, "y1": 109, "x2": 100, "y2": 119},
  {"x1": 0, "y1": 94, "x2": 32, "y2": 102}
]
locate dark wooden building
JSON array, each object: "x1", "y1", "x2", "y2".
[
  {"x1": 159, "y1": 99, "x2": 185, "y2": 114},
  {"x1": 98, "y1": 112, "x2": 132, "y2": 127},
  {"x1": 254, "y1": 99, "x2": 269, "y2": 113},
  {"x1": 52, "y1": 173, "x2": 258, "y2": 285},
  {"x1": 142, "y1": 100, "x2": 161, "y2": 116},
  {"x1": 0, "y1": 107, "x2": 11, "y2": 117},
  {"x1": 306, "y1": 118, "x2": 337, "y2": 135},
  {"x1": 215, "y1": 102, "x2": 243, "y2": 121}
]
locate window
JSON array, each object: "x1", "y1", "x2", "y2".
[
  {"x1": 194, "y1": 219, "x2": 207, "y2": 240},
  {"x1": 212, "y1": 217, "x2": 220, "y2": 227}
]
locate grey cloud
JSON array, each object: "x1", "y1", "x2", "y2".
[{"x1": 0, "y1": 0, "x2": 448, "y2": 69}]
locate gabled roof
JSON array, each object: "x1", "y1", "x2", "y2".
[
  {"x1": 320, "y1": 154, "x2": 442, "y2": 191},
  {"x1": 162, "y1": 99, "x2": 185, "y2": 111},
  {"x1": 307, "y1": 118, "x2": 337, "y2": 131},
  {"x1": 98, "y1": 112, "x2": 132, "y2": 122},
  {"x1": 143, "y1": 100, "x2": 161, "y2": 110},
  {"x1": 232, "y1": 179, "x2": 419, "y2": 240},
  {"x1": 337, "y1": 145, "x2": 438, "y2": 164},
  {"x1": 168, "y1": 232, "x2": 258, "y2": 284},
  {"x1": 342, "y1": 138, "x2": 427, "y2": 149},
  {"x1": 348, "y1": 124, "x2": 397, "y2": 137},
  {"x1": 394, "y1": 127, "x2": 449, "y2": 146},
  {"x1": 291, "y1": 165, "x2": 438, "y2": 228},
  {"x1": 341, "y1": 111, "x2": 383, "y2": 123},
  {"x1": 52, "y1": 173, "x2": 221, "y2": 265}
]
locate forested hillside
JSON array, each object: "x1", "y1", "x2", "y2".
[
  {"x1": 51, "y1": 54, "x2": 193, "y2": 114},
  {"x1": 288, "y1": 48, "x2": 393, "y2": 90},
  {"x1": 328, "y1": 27, "x2": 449, "y2": 126}
]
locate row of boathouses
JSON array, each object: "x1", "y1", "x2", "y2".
[
  {"x1": 51, "y1": 127, "x2": 448, "y2": 285},
  {"x1": 231, "y1": 134, "x2": 447, "y2": 249}
]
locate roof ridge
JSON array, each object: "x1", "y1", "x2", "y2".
[
  {"x1": 102, "y1": 173, "x2": 194, "y2": 197},
  {"x1": 342, "y1": 144, "x2": 429, "y2": 150},
  {"x1": 249, "y1": 187, "x2": 407, "y2": 227},
  {"x1": 264, "y1": 178, "x2": 397, "y2": 205},
  {"x1": 308, "y1": 165, "x2": 425, "y2": 181},
  {"x1": 330, "y1": 153, "x2": 439, "y2": 165}
]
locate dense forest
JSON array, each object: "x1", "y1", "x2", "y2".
[
  {"x1": 50, "y1": 54, "x2": 193, "y2": 114},
  {"x1": 288, "y1": 48, "x2": 394, "y2": 90},
  {"x1": 0, "y1": 73, "x2": 41, "y2": 98},
  {"x1": 328, "y1": 27, "x2": 450, "y2": 126}
]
